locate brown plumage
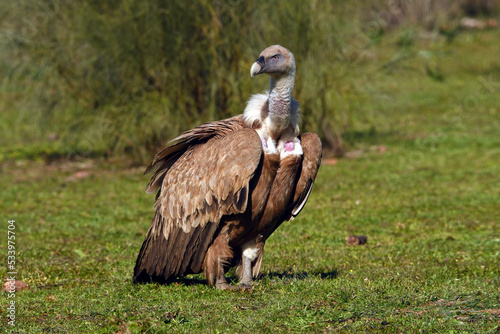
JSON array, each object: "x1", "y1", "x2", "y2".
[{"x1": 133, "y1": 45, "x2": 322, "y2": 289}]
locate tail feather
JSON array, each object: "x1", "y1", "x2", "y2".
[
  {"x1": 133, "y1": 211, "x2": 168, "y2": 283},
  {"x1": 132, "y1": 210, "x2": 221, "y2": 284}
]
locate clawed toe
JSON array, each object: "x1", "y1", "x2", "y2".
[
  {"x1": 238, "y1": 283, "x2": 253, "y2": 290},
  {"x1": 216, "y1": 282, "x2": 233, "y2": 290},
  {"x1": 215, "y1": 282, "x2": 253, "y2": 290}
]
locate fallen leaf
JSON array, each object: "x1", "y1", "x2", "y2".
[
  {"x1": 66, "y1": 171, "x2": 90, "y2": 182},
  {"x1": 4, "y1": 280, "x2": 29, "y2": 292},
  {"x1": 322, "y1": 158, "x2": 339, "y2": 165},
  {"x1": 346, "y1": 235, "x2": 368, "y2": 246}
]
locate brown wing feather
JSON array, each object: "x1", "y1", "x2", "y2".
[
  {"x1": 159, "y1": 128, "x2": 262, "y2": 232},
  {"x1": 145, "y1": 115, "x2": 244, "y2": 193},
  {"x1": 134, "y1": 124, "x2": 263, "y2": 283},
  {"x1": 285, "y1": 132, "x2": 322, "y2": 220}
]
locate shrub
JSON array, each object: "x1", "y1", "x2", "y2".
[{"x1": 1, "y1": 0, "x2": 497, "y2": 160}]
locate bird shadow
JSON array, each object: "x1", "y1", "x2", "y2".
[
  {"x1": 259, "y1": 269, "x2": 339, "y2": 281},
  {"x1": 158, "y1": 269, "x2": 339, "y2": 287},
  {"x1": 167, "y1": 276, "x2": 207, "y2": 286}
]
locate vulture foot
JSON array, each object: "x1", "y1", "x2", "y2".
[
  {"x1": 215, "y1": 282, "x2": 252, "y2": 290},
  {"x1": 238, "y1": 283, "x2": 253, "y2": 290},
  {"x1": 215, "y1": 282, "x2": 234, "y2": 290}
]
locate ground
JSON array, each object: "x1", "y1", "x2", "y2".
[{"x1": 0, "y1": 29, "x2": 499, "y2": 333}]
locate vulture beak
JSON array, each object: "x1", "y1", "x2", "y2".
[{"x1": 250, "y1": 56, "x2": 265, "y2": 78}]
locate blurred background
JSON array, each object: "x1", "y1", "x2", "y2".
[{"x1": 0, "y1": 0, "x2": 498, "y2": 163}]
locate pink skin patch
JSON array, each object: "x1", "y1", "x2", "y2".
[
  {"x1": 261, "y1": 138, "x2": 268, "y2": 148},
  {"x1": 284, "y1": 141, "x2": 295, "y2": 152}
]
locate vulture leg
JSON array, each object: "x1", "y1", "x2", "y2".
[
  {"x1": 202, "y1": 232, "x2": 234, "y2": 289},
  {"x1": 239, "y1": 236, "x2": 264, "y2": 287},
  {"x1": 237, "y1": 153, "x2": 302, "y2": 281},
  {"x1": 214, "y1": 266, "x2": 231, "y2": 290},
  {"x1": 241, "y1": 255, "x2": 253, "y2": 284},
  {"x1": 239, "y1": 255, "x2": 253, "y2": 288}
]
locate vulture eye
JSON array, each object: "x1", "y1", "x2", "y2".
[{"x1": 271, "y1": 54, "x2": 280, "y2": 60}]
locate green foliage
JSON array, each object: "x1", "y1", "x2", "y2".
[{"x1": 3, "y1": 0, "x2": 498, "y2": 160}]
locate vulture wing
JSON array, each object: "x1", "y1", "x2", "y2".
[
  {"x1": 286, "y1": 132, "x2": 322, "y2": 221},
  {"x1": 145, "y1": 116, "x2": 244, "y2": 193},
  {"x1": 133, "y1": 122, "x2": 263, "y2": 283},
  {"x1": 158, "y1": 126, "x2": 262, "y2": 232}
]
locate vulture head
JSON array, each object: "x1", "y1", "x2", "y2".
[{"x1": 250, "y1": 45, "x2": 296, "y2": 79}]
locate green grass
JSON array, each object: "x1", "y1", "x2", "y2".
[{"x1": 1, "y1": 29, "x2": 500, "y2": 333}]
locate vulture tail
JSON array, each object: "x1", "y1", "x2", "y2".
[
  {"x1": 133, "y1": 211, "x2": 166, "y2": 284},
  {"x1": 133, "y1": 210, "x2": 220, "y2": 284}
]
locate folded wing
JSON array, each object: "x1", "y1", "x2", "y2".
[{"x1": 133, "y1": 122, "x2": 263, "y2": 283}]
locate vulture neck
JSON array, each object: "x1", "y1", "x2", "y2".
[{"x1": 267, "y1": 72, "x2": 295, "y2": 131}]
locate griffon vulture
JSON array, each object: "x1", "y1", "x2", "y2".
[{"x1": 133, "y1": 45, "x2": 322, "y2": 289}]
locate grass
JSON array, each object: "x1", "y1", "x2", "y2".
[{"x1": 1, "y1": 27, "x2": 500, "y2": 334}]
